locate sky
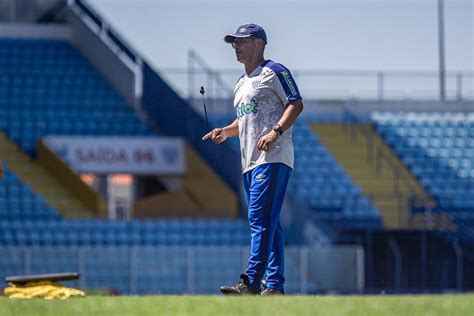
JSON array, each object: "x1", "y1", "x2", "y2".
[{"x1": 87, "y1": 0, "x2": 473, "y2": 100}]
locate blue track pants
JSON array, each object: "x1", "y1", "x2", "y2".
[{"x1": 242, "y1": 163, "x2": 292, "y2": 292}]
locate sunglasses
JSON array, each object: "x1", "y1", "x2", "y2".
[{"x1": 231, "y1": 38, "x2": 256, "y2": 49}]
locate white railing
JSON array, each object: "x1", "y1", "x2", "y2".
[
  {"x1": 163, "y1": 50, "x2": 474, "y2": 102},
  {"x1": 68, "y1": 0, "x2": 143, "y2": 102},
  {"x1": 0, "y1": 245, "x2": 364, "y2": 294}
]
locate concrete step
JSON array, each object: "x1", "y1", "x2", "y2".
[{"x1": 412, "y1": 213, "x2": 456, "y2": 230}]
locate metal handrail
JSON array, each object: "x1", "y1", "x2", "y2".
[
  {"x1": 69, "y1": 0, "x2": 143, "y2": 102},
  {"x1": 389, "y1": 237, "x2": 402, "y2": 290},
  {"x1": 343, "y1": 107, "x2": 426, "y2": 198},
  {"x1": 187, "y1": 49, "x2": 234, "y2": 101}
]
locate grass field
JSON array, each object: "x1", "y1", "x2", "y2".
[{"x1": 1, "y1": 294, "x2": 473, "y2": 316}]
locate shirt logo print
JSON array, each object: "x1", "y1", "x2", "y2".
[
  {"x1": 281, "y1": 71, "x2": 298, "y2": 96},
  {"x1": 236, "y1": 98, "x2": 259, "y2": 118}
]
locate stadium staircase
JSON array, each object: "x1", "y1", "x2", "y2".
[
  {"x1": 311, "y1": 123, "x2": 451, "y2": 229},
  {"x1": 0, "y1": 132, "x2": 98, "y2": 218}
]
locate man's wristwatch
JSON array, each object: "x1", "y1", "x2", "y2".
[{"x1": 273, "y1": 124, "x2": 284, "y2": 135}]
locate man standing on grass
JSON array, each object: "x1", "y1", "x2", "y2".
[{"x1": 202, "y1": 23, "x2": 303, "y2": 295}]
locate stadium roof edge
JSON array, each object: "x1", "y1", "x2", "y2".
[{"x1": 0, "y1": 23, "x2": 70, "y2": 40}]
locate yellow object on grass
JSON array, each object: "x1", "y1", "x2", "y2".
[{"x1": 4, "y1": 281, "x2": 86, "y2": 299}]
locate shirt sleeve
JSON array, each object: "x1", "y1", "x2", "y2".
[{"x1": 266, "y1": 65, "x2": 302, "y2": 105}]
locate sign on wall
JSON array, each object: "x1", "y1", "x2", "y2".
[{"x1": 43, "y1": 136, "x2": 186, "y2": 175}]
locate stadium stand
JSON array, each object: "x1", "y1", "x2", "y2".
[
  {"x1": 213, "y1": 115, "x2": 382, "y2": 229},
  {"x1": 0, "y1": 217, "x2": 250, "y2": 247},
  {"x1": 0, "y1": 164, "x2": 249, "y2": 248},
  {"x1": 0, "y1": 39, "x2": 153, "y2": 156},
  {"x1": 291, "y1": 120, "x2": 381, "y2": 228},
  {"x1": 0, "y1": 38, "x2": 248, "y2": 249},
  {"x1": 372, "y1": 112, "x2": 474, "y2": 238},
  {"x1": 311, "y1": 116, "x2": 444, "y2": 229},
  {"x1": 1, "y1": 0, "x2": 471, "y2": 294},
  {"x1": 0, "y1": 38, "x2": 239, "y2": 219}
]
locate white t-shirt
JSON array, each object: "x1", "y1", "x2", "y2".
[{"x1": 234, "y1": 60, "x2": 302, "y2": 174}]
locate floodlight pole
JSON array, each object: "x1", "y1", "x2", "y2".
[{"x1": 437, "y1": 0, "x2": 446, "y2": 101}]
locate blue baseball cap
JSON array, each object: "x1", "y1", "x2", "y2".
[{"x1": 224, "y1": 23, "x2": 267, "y2": 44}]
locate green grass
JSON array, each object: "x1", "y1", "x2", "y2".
[{"x1": 1, "y1": 294, "x2": 473, "y2": 316}]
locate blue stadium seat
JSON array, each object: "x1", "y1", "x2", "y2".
[{"x1": 0, "y1": 39, "x2": 156, "y2": 156}]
